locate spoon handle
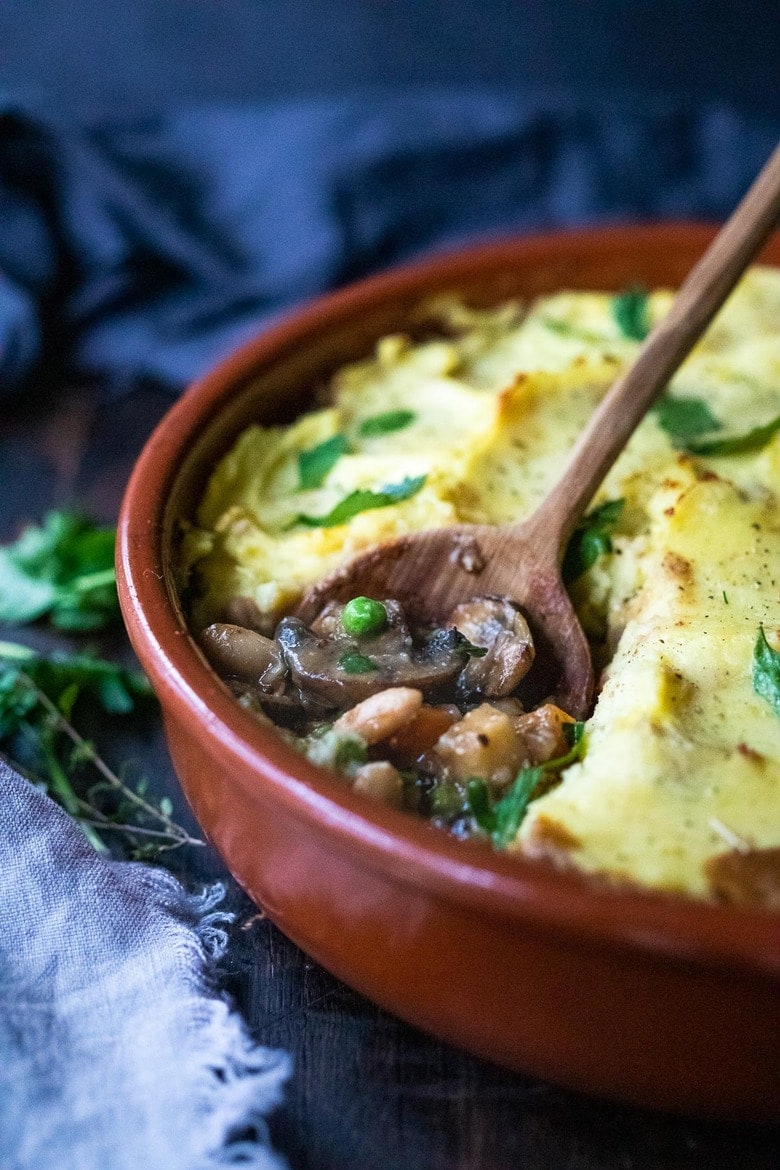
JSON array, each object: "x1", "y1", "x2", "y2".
[{"x1": 527, "y1": 140, "x2": 780, "y2": 557}]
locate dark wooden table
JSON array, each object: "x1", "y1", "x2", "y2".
[{"x1": 2, "y1": 384, "x2": 777, "y2": 1170}]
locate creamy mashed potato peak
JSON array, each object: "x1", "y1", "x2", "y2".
[{"x1": 181, "y1": 270, "x2": 780, "y2": 901}]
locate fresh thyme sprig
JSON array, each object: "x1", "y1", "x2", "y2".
[{"x1": 0, "y1": 640, "x2": 202, "y2": 859}]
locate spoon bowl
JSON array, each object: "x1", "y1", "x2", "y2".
[{"x1": 297, "y1": 519, "x2": 593, "y2": 717}]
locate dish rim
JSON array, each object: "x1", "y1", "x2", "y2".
[{"x1": 117, "y1": 222, "x2": 780, "y2": 981}]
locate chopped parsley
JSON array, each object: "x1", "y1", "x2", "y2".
[
  {"x1": 685, "y1": 413, "x2": 780, "y2": 457},
  {"x1": 297, "y1": 433, "x2": 350, "y2": 490},
  {"x1": 459, "y1": 639, "x2": 488, "y2": 658},
  {"x1": 358, "y1": 410, "x2": 416, "y2": 437},
  {"x1": 338, "y1": 650, "x2": 378, "y2": 674},
  {"x1": 468, "y1": 767, "x2": 543, "y2": 848},
  {"x1": 292, "y1": 475, "x2": 426, "y2": 528},
  {"x1": 562, "y1": 498, "x2": 624, "y2": 584},
  {"x1": 334, "y1": 736, "x2": 370, "y2": 770},
  {"x1": 540, "y1": 317, "x2": 603, "y2": 344},
  {"x1": 753, "y1": 626, "x2": 780, "y2": 718},
  {"x1": 612, "y1": 287, "x2": 650, "y2": 341},
  {"x1": 653, "y1": 394, "x2": 721, "y2": 449}
]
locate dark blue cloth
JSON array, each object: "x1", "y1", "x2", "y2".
[{"x1": 1, "y1": 94, "x2": 777, "y2": 398}]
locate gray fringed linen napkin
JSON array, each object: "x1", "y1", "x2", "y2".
[{"x1": 0, "y1": 760, "x2": 291, "y2": 1170}]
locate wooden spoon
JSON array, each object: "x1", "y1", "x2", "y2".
[{"x1": 297, "y1": 144, "x2": 780, "y2": 719}]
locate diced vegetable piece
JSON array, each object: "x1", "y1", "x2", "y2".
[
  {"x1": 433, "y1": 703, "x2": 527, "y2": 788},
  {"x1": 515, "y1": 704, "x2": 576, "y2": 765},
  {"x1": 386, "y1": 704, "x2": 461, "y2": 765},
  {"x1": 352, "y1": 761, "x2": 405, "y2": 807}
]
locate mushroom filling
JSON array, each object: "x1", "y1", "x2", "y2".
[{"x1": 199, "y1": 594, "x2": 581, "y2": 840}]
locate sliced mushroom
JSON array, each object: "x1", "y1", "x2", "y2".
[
  {"x1": 449, "y1": 597, "x2": 535, "y2": 697},
  {"x1": 225, "y1": 595, "x2": 276, "y2": 637},
  {"x1": 200, "y1": 623, "x2": 287, "y2": 691},
  {"x1": 275, "y1": 606, "x2": 471, "y2": 707}
]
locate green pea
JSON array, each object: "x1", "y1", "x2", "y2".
[{"x1": 341, "y1": 596, "x2": 388, "y2": 637}]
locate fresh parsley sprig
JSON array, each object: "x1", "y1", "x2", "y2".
[{"x1": 0, "y1": 510, "x2": 120, "y2": 631}]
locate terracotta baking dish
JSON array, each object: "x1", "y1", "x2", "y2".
[{"x1": 117, "y1": 225, "x2": 780, "y2": 1121}]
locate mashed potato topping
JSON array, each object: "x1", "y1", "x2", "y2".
[{"x1": 180, "y1": 270, "x2": 780, "y2": 901}]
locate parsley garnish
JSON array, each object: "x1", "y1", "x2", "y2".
[
  {"x1": 652, "y1": 396, "x2": 779, "y2": 457},
  {"x1": 338, "y1": 650, "x2": 378, "y2": 674},
  {"x1": 653, "y1": 395, "x2": 721, "y2": 448},
  {"x1": 540, "y1": 318, "x2": 602, "y2": 344},
  {"x1": 297, "y1": 434, "x2": 350, "y2": 490},
  {"x1": 358, "y1": 410, "x2": 416, "y2": 437},
  {"x1": 334, "y1": 737, "x2": 369, "y2": 769},
  {"x1": 292, "y1": 475, "x2": 426, "y2": 528},
  {"x1": 562, "y1": 499, "x2": 624, "y2": 584},
  {"x1": 467, "y1": 721, "x2": 586, "y2": 849},
  {"x1": 460, "y1": 639, "x2": 488, "y2": 658},
  {"x1": 685, "y1": 413, "x2": 780, "y2": 457},
  {"x1": 612, "y1": 287, "x2": 650, "y2": 341},
  {"x1": 0, "y1": 510, "x2": 119, "y2": 631},
  {"x1": 753, "y1": 626, "x2": 780, "y2": 718}
]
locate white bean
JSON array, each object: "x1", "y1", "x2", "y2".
[{"x1": 333, "y1": 687, "x2": 423, "y2": 745}]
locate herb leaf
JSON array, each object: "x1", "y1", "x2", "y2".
[
  {"x1": 0, "y1": 643, "x2": 199, "y2": 857},
  {"x1": 753, "y1": 626, "x2": 780, "y2": 718},
  {"x1": 466, "y1": 778, "x2": 498, "y2": 835},
  {"x1": 459, "y1": 639, "x2": 488, "y2": 659},
  {"x1": 0, "y1": 511, "x2": 119, "y2": 630},
  {"x1": 653, "y1": 395, "x2": 721, "y2": 448},
  {"x1": 467, "y1": 721, "x2": 586, "y2": 848},
  {"x1": 298, "y1": 434, "x2": 350, "y2": 490},
  {"x1": 685, "y1": 413, "x2": 780, "y2": 457},
  {"x1": 540, "y1": 318, "x2": 602, "y2": 343},
  {"x1": 491, "y1": 766, "x2": 545, "y2": 848},
  {"x1": 563, "y1": 499, "x2": 624, "y2": 584},
  {"x1": 0, "y1": 641, "x2": 153, "y2": 718},
  {"x1": 338, "y1": 651, "x2": 378, "y2": 674},
  {"x1": 612, "y1": 287, "x2": 650, "y2": 341},
  {"x1": 358, "y1": 410, "x2": 416, "y2": 438},
  {"x1": 334, "y1": 737, "x2": 369, "y2": 769},
  {"x1": 293, "y1": 475, "x2": 426, "y2": 528}
]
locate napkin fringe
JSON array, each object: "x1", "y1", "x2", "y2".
[{"x1": 179, "y1": 882, "x2": 293, "y2": 1169}]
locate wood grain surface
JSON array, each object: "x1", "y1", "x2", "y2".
[{"x1": 1, "y1": 383, "x2": 777, "y2": 1169}]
